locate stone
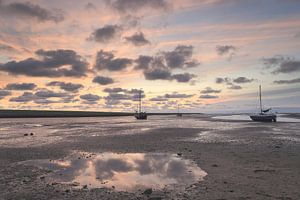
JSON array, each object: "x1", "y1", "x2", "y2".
[{"x1": 142, "y1": 188, "x2": 153, "y2": 195}]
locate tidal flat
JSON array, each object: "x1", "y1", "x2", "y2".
[{"x1": 0, "y1": 114, "x2": 299, "y2": 200}]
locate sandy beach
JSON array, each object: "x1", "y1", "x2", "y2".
[{"x1": 0, "y1": 114, "x2": 299, "y2": 200}]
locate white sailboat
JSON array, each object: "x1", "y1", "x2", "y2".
[{"x1": 249, "y1": 85, "x2": 277, "y2": 122}]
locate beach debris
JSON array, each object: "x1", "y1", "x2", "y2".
[
  {"x1": 177, "y1": 153, "x2": 182, "y2": 157},
  {"x1": 212, "y1": 164, "x2": 218, "y2": 167},
  {"x1": 70, "y1": 182, "x2": 80, "y2": 187},
  {"x1": 30, "y1": 133, "x2": 34, "y2": 136},
  {"x1": 40, "y1": 176, "x2": 45, "y2": 180},
  {"x1": 65, "y1": 189, "x2": 70, "y2": 193},
  {"x1": 24, "y1": 133, "x2": 29, "y2": 136},
  {"x1": 82, "y1": 185, "x2": 88, "y2": 189},
  {"x1": 142, "y1": 188, "x2": 153, "y2": 195}
]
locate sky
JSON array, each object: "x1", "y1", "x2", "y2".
[{"x1": 0, "y1": 0, "x2": 300, "y2": 113}]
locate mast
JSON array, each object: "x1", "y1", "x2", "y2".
[
  {"x1": 177, "y1": 104, "x2": 180, "y2": 114},
  {"x1": 139, "y1": 89, "x2": 142, "y2": 113},
  {"x1": 259, "y1": 85, "x2": 262, "y2": 113}
]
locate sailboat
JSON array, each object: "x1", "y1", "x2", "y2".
[
  {"x1": 249, "y1": 85, "x2": 277, "y2": 122},
  {"x1": 134, "y1": 89, "x2": 147, "y2": 120},
  {"x1": 177, "y1": 104, "x2": 182, "y2": 117}
]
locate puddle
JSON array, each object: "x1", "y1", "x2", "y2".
[
  {"x1": 21, "y1": 152, "x2": 207, "y2": 192},
  {"x1": 213, "y1": 115, "x2": 300, "y2": 122}
]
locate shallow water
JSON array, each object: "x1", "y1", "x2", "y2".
[
  {"x1": 21, "y1": 152, "x2": 207, "y2": 191},
  {"x1": 212, "y1": 114, "x2": 300, "y2": 122}
]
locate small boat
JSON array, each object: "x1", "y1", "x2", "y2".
[
  {"x1": 249, "y1": 85, "x2": 276, "y2": 122},
  {"x1": 134, "y1": 89, "x2": 147, "y2": 120},
  {"x1": 177, "y1": 104, "x2": 182, "y2": 117}
]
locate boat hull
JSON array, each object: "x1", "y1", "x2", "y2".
[
  {"x1": 135, "y1": 113, "x2": 147, "y2": 120},
  {"x1": 250, "y1": 114, "x2": 276, "y2": 122}
]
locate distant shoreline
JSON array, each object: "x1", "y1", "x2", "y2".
[{"x1": 0, "y1": 109, "x2": 203, "y2": 118}]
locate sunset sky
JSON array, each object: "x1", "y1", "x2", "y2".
[{"x1": 0, "y1": 0, "x2": 300, "y2": 113}]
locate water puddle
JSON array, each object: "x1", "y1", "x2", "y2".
[
  {"x1": 21, "y1": 152, "x2": 207, "y2": 192},
  {"x1": 213, "y1": 115, "x2": 300, "y2": 122}
]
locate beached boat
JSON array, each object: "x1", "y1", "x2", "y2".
[
  {"x1": 177, "y1": 104, "x2": 182, "y2": 117},
  {"x1": 249, "y1": 85, "x2": 276, "y2": 122},
  {"x1": 134, "y1": 89, "x2": 147, "y2": 120}
]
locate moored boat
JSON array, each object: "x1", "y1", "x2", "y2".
[
  {"x1": 135, "y1": 89, "x2": 147, "y2": 120},
  {"x1": 249, "y1": 85, "x2": 277, "y2": 122}
]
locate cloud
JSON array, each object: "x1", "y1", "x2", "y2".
[
  {"x1": 164, "y1": 92, "x2": 194, "y2": 98},
  {"x1": 215, "y1": 77, "x2": 230, "y2": 84},
  {"x1": 262, "y1": 56, "x2": 300, "y2": 74},
  {"x1": 0, "y1": 90, "x2": 11, "y2": 100},
  {"x1": 94, "y1": 50, "x2": 132, "y2": 71},
  {"x1": 228, "y1": 85, "x2": 242, "y2": 90},
  {"x1": 172, "y1": 73, "x2": 196, "y2": 83},
  {"x1": 233, "y1": 77, "x2": 254, "y2": 84},
  {"x1": 199, "y1": 94, "x2": 218, "y2": 99},
  {"x1": 134, "y1": 45, "x2": 199, "y2": 83},
  {"x1": 107, "y1": 0, "x2": 169, "y2": 13},
  {"x1": 164, "y1": 45, "x2": 198, "y2": 69},
  {"x1": 5, "y1": 83, "x2": 37, "y2": 90},
  {"x1": 200, "y1": 87, "x2": 221, "y2": 94},
  {"x1": 47, "y1": 81, "x2": 83, "y2": 92},
  {"x1": 216, "y1": 45, "x2": 236, "y2": 56},
  {"x1": 88, "y1": 25, "x2": 122, "y2": 43},
  {"x1": 144, "y1": 68, "x2": 172, "y2": 80},
  {"x1": 9, "y1": 89, "x2": 75, "y2": 104},
  {"x1": 0, "y1": 49, "x2": 88, "y2": 77},
  {"x1": 93, "y1": 76, "x2": 115, "y2": 85},
  {"x1": 103, "y1": 87, "x2": 144, "y2": 106},
  {"x1": 274, "y1": 78, "x2": 300, "y2": 84},
  {"x1": 0, "y1": 1, "x2": 64, "y2": 23},
  {"x1": 80, "y1": 94, "x2": 101, "y2": 104},
  {"x1": 0, "y1": 43, "x2": 17, "y2": 53},
  {"x1": 124, "y1": 32, "x2": 150, "y2": 46}
]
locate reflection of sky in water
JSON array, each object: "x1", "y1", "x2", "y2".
[
  {"x1": 212, "y1": 114, "x2": 300, "y2": 122},
  {"x1": 21, "y1": 152, "x2": 207, "y2": 191}
]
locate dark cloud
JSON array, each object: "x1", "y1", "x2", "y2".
[
  {"x1": 134, "y1": 45, "x2": 199, "y2": 83},
  {"x1": 233, "y1": 77, "x2": 254, "y2": 84},
  {"x1": 0, "y1": 49, "x2": 88, "y2": 77},
  {"x1": 47, "y1": 81, "x2": 83, "y2": 92},
  {"x1": 273, "y1": 60, "x2": 300, "y2": 74},
  {"x1": 164, "y1": 92, "x2": 194, "y2": 98},
  {"x1": 5, "y1": 83, "x2": 36, "y2": 90},
  {"x1": 216, "y1": 45, "x2": 236, "y2": 56},
  {"x1": 215, "y1": 77, "x2": 245, "y2": 90},
  {"x1": 0, "y1": 1, "x2": 64, "y2": 23},
  {"x1": 144, "y1": 68, "x2": 172, "y2": 80},
  {"x1": 149, "y1": 97, "x2": 168, "y2": 101},
  {"x1": 9, "y1": 89, "x2": 75, "y2": 104},
  {"x1": 103, "y1": 87, "x2": 144, "y2": 106},
  {"x1": 215, "y1": 77, "x2": 231, "y2": 84},
  {"x1": 125, "y1": 32, "x2": 150, "y2": 46},
  {"x1": 200, "y1": 87, "x2": 221, "y2": 94},
  {"x1": 172, "y1": 73, "x2": 196, "y2": 83},
  {"x1": 93, "y1": 76, "x2": 114, "y2": 85},
  {"x1": 80, "y1": 94, "x2": 101, "y2": 104},
  {"x1": 0, "y1": 90, "x2": 11, "y2": 100},
  {"x1": 262, "y1": 56, "x2": 300, "y2": 74},
  {"x1": 164, "y1": 45, "x2": 197, "y2": 69},
  {"x1": 134, "y1": 55, "x2": 153, "y2": 70},
  {"x1": 88, "y1": 25, "x2": 122, "y2": 43},
  {"x1": 107, "y1": 0, "x2": 169, "y2": 13},
  {"x1": 199, "y1": 94, "x2": 218, "y2": 99},
  {"x1": 94, "y1": 50, "x2": 132, "y2": 71},
  {"x1": 274, "y1": 78, "x2": 300, "y2": 84}
]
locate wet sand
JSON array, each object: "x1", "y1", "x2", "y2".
[{"x1": 0, "y1": 115, "x2": 299, "y2": 200}]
